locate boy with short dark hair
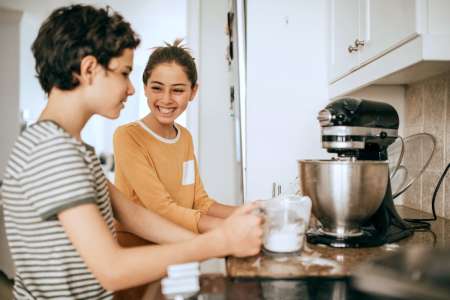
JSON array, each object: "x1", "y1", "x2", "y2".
[{"x1": 1, "y1": 4, "x2": 262, "y2": 299}]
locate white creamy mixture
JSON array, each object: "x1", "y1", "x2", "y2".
[{"x1": 264, "y1": 223, "x2": 305, "y2": 252}]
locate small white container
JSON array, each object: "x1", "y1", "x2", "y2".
[
  {"x1": 162, "y1": 262, "x2": 200, "y2": 299},
  {"x1": 263, "y1": 195, "x2": 311, "y2": 253},
  {"x1": 167, "y1": 262, "x2": 200, "y2": 278}
]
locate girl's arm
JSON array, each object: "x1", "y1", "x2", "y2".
[
  {"x1": 198, "y1": 214, "x2": 224, "y2": 232},
  {"x1": 58, "y1": 201, "x2": 262, "y2": 291},
  {"x1": 108, "y1": 182, "x2": 195, "y2": 244},
  {"x1": 197, "y1": 203, "x2": 239, "y2": 232},
  {"x1": 191, "y1": 158, "x2": 238, "y2": 223},
  {"x1": 206, "y1": 202, "x2": 238, "y2": 218}
]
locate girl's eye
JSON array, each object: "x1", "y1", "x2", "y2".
[
  {"x1": 173, "y1": 89, "x2": 184, "y2": 93},
  {"x1": 151, "y1": 86, "x2": 162, "y2": 91}
]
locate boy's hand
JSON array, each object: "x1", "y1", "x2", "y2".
[{"x1": 218, "y1": 202, "x2": 264, "y2": 257}]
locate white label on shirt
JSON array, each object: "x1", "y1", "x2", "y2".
[{"x1": 182, "y1": 160, "x2": 195, "y2": 185}]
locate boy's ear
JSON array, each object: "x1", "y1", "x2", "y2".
[
  {"x1": 189, "y1": 84, "x2": 199, "y2": 102},
  {"x1": 79, "y1": 55, "x2": 99, "y2": 85}
]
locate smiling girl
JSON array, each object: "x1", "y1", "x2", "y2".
[{"x1": 113, "y1": 40, "x2": 237, "y2": 245}]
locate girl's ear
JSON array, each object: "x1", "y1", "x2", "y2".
[
  {"x1": 144, "y1": 82, "x2": 150, "y2": 98},
  {"x1": 78, "y1": 55, "x2": 99, "y2": 85},
  {"x1": 189, "y1": 84, "x2": 199, "y2": 102}
]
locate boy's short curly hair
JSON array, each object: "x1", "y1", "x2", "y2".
[
  {"x1": 32, "y1": 4, "x2": 141, "y2": 94},
  {"x1": 142, "y1": 39, "x2": 197, "y2": 87}
]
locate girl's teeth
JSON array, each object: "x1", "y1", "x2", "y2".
[{"x1": 159, "y1": 107, "x2": 173, "y2": 114}]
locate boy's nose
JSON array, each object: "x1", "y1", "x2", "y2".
[{"x1": 127, "y1": 81, "x2": 135, "y2": 96}]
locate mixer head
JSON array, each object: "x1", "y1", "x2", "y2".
[{"x1": 318, "y1": 98, "x2": 399, "y2": 160}]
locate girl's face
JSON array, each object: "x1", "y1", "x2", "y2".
[{"x1": 144, "y1": 62, "x2": 197, "y2": 126}]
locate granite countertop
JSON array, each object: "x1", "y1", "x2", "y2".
[
  {"x1": 114, "y1": 274, "x2": 388, "y2": 300},
  {"x1": 226, "y1": 206, "x2": 450, "y2": 278},
  {"x1": 114, "y1": 206, "x2": 449, "y2": 300}
]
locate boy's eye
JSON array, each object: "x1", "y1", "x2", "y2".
[
  {"x1": 151, "y1": 86, "x2": 162, "y2": 91},
  {"x1": 173, "y1": 89, "x2": 185, "y2": 93}
]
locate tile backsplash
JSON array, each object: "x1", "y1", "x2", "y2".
[{"x1": 403, "y1": 71, "x2": 450, "y2": 218}]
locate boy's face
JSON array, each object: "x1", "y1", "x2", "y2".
[
  {"x1": 86, "y1": 48, "x2": 135, "y2": 119},
  {"x1": 144, "y1": 62, "x2": 197, "y2": 126}
]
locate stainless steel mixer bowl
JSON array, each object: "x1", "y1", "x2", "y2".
[{"x1": 298, "y1": 159, "x2": 388, "y2": 237}]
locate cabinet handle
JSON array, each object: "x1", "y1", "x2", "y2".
[
  {"x1": 354, "y1": 39, "x2": 365, "y2": 47},
  {"x1": 348, "y1": 45, "x2": 358, "y2": 53}
]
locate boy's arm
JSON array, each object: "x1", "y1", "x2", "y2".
[
  {"x1": 58, "y1": 202, "x2": 262, "y2": 291},
  {"x1": 108, "y1": 182, "x2": 195, "y2": 244}
]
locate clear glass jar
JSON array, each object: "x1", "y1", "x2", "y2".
[{"x1": 262, "y1": 195, "x2": 311, "y2": 253}]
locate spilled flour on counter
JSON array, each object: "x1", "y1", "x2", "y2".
[
  {"x1": 273, "y1": 256, "x2": 289, "y2": 263},
  {"x1": 382, "y1": 243, "x2": 400, "y2": 251},
  {"x1": 250, "y1": 251, "x2": 342, "y2": 275},
  {"x1": 297, "y1": 256, "x2": 342, "y2": 271}
]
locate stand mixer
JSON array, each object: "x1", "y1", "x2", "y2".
[{"x1": 299, "y1": 97, "x2": 414, "y2": 248}]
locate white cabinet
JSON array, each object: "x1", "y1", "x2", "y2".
[
  {"x1": 329, "y1": 0, "x2": 418, "y2": 83},
  {"x1": 358, "y1": 0, "x2": 417, "y2": 64},
  {"x1": 328, "y1": 0, "x2": 450, "y2": 99},
  {"x1": 328, "y1": 0, "x2": 359, "y2": 80},
  {"x1": 327, "y1": 0, "x2": 450, "y2": 99}
]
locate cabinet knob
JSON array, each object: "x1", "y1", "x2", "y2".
[
  {"x1": 354, "y1": 39, "x2": 365, "y2": 47},
  {"x1": 348, "y1": 45, "x2": 358, "y2": 53}
]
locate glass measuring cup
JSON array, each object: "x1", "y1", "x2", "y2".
[{"x1": 262, "y1": 195, "x2": 311, "y2": 253}]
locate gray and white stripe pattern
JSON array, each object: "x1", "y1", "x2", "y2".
[{"x1": 2, "y1": 121, "x2": 115, "y2": 299}]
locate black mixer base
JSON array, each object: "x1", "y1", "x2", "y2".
[{"x1": 307, "y1": 226, "x2": 413, "y2": 248}]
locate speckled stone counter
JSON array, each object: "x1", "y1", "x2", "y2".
[
  {"x1": 114, "y1": 274, "x2": 390, "y2": 300},
  {"x1": 226, "y1": 206, "x2": 450, "y2": 278},
  {"x1": 114, "y1": 207, "x2": 444, "y2": 300}
]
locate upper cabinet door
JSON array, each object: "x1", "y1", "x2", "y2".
[
  {"x1": 359, "y1": 0, "x2": 418, "y2": 64},
  {"x1": 328, "y1": 0, "x2": 360, "y2": 82}
]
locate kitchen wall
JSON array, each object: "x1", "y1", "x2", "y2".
[
  {"x1": 402, "y1": 72, "x2": 450, "y2": 218},
  {"x1": 0, "y1": 8, "x2": 21, "y2": 182},
  {"x1": 188, "y1": 0, "x2": 334, "y2": 205},
  {"x1": 246, "y1": 0, "x2": 329, "y2": 200},
  {"x1": 194, "y1": 0, "x2": 241, "y2": 205}
]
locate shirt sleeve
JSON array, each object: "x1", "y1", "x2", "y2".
[
  {"x1": 113, "y1": 127, "x2": 202, "y2": 233},
  {"x1": 21, "y1": 137, "x2": 97, "y2": 220},
  {"x1": 192, "y1": 157, "x2": 215, "y2": 214}
]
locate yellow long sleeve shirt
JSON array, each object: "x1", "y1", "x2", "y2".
[{"x1": 113, "y1": 120, "x2": 215, "y2": 234}]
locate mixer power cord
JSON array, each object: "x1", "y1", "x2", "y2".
[{"x1": 404, "y1": 162, "x2": 450, "y2": 230}]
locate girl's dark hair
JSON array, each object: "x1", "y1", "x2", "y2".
[
  {"x1": 32, "y1": 4, "x2": 141, "y2": 94},
  {"x1": 142, "y1": 39, "x2": 197, "y2": 87}
]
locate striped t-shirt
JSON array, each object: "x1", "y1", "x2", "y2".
[{"x1": 2, "y1": 121, "x2": 115, "y2": 299}]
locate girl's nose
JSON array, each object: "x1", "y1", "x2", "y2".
[{"x1": 161, "y1": 90, "x2": 172, "y2": 103}]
